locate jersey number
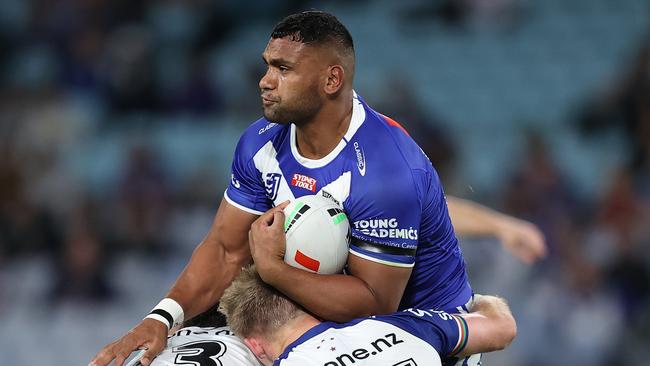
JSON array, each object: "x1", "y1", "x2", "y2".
[{"x1": 173, "y1": 340, "x2": 227, "y2": 366}]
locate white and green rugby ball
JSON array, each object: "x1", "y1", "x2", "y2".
[{"x1": 283, "y1": 195, "x2": 350, "y2": 274}]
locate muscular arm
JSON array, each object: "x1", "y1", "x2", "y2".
[
  {"x1": 250, "y1": 210, "x2": 411, "y2": 322},
  {"x1": 446, "y1": 196, "x2": 547, "y2": 264},
  {"x1": 456, "y1": 295, "x2": 517, "y2": 357},
  {"x1": 90, "y1": 198, "x2": 258, "y2": 366},
  {"x1": 166, "y1": 198, "x2": 259, "y2": 319},
  {"x1": 268, "y1": 254, "x2": 411, "y2": 322}
]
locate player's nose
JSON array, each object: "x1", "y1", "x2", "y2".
[{"x1": 259, "y1": 68, "x2": 275, "y2": 90}]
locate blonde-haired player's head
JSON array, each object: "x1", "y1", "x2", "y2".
[{"x1": 219, "y1": 265, "x2": 318, "y2": 365}]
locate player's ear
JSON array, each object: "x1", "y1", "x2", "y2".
[
  {"x1": 324, "y1": 65, "x2": 344, "y2": 95},
  {"x1": 244, "y1": 337, "x2": 269, "y2": 363}
]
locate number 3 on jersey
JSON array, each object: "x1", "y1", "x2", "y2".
[{"x1": 173, "y1": 340, "x2": 227, "y2": 366}]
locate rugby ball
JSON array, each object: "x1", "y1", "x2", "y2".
[{"x1": 283, "y1": 195, "x2": 350, "y2": 274}]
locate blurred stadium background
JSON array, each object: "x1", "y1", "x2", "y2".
[{"x1": 0, "y1": 0, "x2": 648, "y2": 364}]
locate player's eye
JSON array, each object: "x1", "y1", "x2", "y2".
[{"x1": 279, "y1": 65, "x2": 289, "y2": 72}]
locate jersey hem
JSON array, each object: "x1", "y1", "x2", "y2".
[
  {"x1": 349, "y1": 248, "x2": 415, "y2": 268},
  {"x1": 224, "y1": 189, "x2": 264, "y2": 215}
]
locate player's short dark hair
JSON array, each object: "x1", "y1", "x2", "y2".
[
  {"x1": 271, "y1": 11, "x2": 354, "y2": 55},
  {"x1": 182, "y1": 303, "x2": 227, "y2": 328}
]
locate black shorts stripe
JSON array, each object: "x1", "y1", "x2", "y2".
[
  {"x1": 351, "y1": 237, "x2": 417, "y2": 256},
  {"x1": 150, "y1": 309, "x2": 174, "y2": 328}
]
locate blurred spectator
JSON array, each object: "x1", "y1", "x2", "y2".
[
  {"x1": 578, "y1": 38, "x2": 650, "y2": 184},
  {"x1": 49, "y1": 199, "x2": 114, "y2": 303},
  {"x1": 502, "y1": 132, "x2": 581, "y2": 256},
  {"x1": 375, "y1": 75, "x2": 458, "y2": 184},
  {"x1": 114, "y1": 145, "x2": 171, "y2": 255},
  {"x1": 401, "y1": 0, "x2": 523, "y2": 30}
]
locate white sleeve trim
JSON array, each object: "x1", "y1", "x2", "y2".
[
  {"x1": 224, "y1": 189, "x2": 264, "y2": 215},
  {"x1": 348, "y1": 248, "x2": 415, "y2": 268}
]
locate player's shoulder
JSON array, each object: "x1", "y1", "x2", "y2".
[
  {"x1": 235, "y1": 117, "x2": 289, "y2": 156},
  {"x1": 355, "y1": 98, "x2": 431, "y2": 172}
]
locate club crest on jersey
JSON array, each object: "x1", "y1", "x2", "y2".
[
  {"x1": 264, "y1": 173, "x2": 282, "y2": 201},
  {"x1": 353, "y1": 141, "x2": 366, "y2": 176},
  {"x1": 291, "y1": 173, "x2": 317, "y2": 192}
]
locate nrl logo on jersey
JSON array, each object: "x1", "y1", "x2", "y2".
[
  {"x1": 264, "y1": 173, "x2": 282, "y2": 201},
  {"x1": 291, "y1": 173, "x2": 317, "y2": 192},
  {"x1": 353, "y1": 141, "x2": 366, "y2": 176}
]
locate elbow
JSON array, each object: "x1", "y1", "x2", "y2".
[
  {"x1": 325, "y1": 302, "x2": 381, "y2": 323},
  {"x1": 319, "y1": 288, "x2": 389, "y2": 323},
  {"x1": 494, "y1": 311, "x2": 517, "y2": 351},
  {"x1": 505, "y1": 313, "x2": 518, "y2": 348}
]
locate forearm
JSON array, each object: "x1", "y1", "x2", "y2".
[
  {"x1": 167, "y1": 240, "x2": 250, "y2": 319},
  {"x1": 458, "y1": 295, "x2": 516, "y2": 356},
  {"x1": 261, "y1": 262, "x2": 387, "y2": 322},
  {"x1": 447, "y1": 196, "x2": 507, "y2": 237}
]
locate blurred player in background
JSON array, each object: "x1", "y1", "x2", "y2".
[
  {"x1": 90, "y1": 11, "x2": 543, "y2": 366},
  {"x1": 446, "y1": 196, "x2": 546, "y2": 265},
  {"x1": 219, "y1": 265, "x2": 516, "y2": 366}
]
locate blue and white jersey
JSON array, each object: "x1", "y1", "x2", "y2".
[
  {"x1": 273, "y1": 309, "x2": 468, "y2": 366},
  {"x1": 225, "y1": 92, "x2": 472, "y2": 311}
]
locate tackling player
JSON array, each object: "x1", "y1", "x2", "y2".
[
  {"x1": 90, "y1": 11, "x2": 542, "y2": 366},
  {"x1": 136, "y1": 305, "x2": 260, "y2": 366},
  {"x1": 219, "y1": 266, "x2": 516, "y2": 366}
]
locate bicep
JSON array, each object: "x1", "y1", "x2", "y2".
[
  {"x1": 167, "y1": 198, "x2": 259, "y2": 317},
  {"x1": 347, "y1": 249, "x2": 412, "y2": 314},
  {"x1": 204, "y1": 197, "x2": 259, "y2": 263}
]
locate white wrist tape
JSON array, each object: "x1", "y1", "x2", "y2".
[{"x1": 144, "y1": 298, "x2": 184, "y2": 329}]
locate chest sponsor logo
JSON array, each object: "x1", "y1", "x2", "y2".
[
  {"x1": 353, "y1": 219, "x2": 418, "y2": 240},
  {"x1": 291, "y1": 173, "x2": 317, "y2": 192},
  {"x1": 353, "y1": 141, "x2": 366, "y2": 176},
  {"x1": 264, "y1": 173, "x2": 282, "y2": 201}
]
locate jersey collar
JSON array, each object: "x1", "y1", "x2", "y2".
[
  {"x1": 289, "y1": 91, "x2": 366, "y2": 169},
  {"x1": 273, "y1": 322, "x2": 333, "y2": 365}
]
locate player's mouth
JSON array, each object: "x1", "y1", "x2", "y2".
[{"x1": 261, "y1": 95, "x2": 279, "y2": 106}]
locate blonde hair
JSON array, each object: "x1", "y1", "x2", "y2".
[{"x1": 219, "y1": 265, "x2": 305, "y2": 338}]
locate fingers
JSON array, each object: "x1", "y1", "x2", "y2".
[
  {"x1": 113, "y1": 353, "x2": 127, "y2": 366},
  {"x1": 500, "y1": 218, "x2": 548, "y2": 264},
  {"x1": 520, "y1": 225, "x2": 547, "y2": 262},
  {"x1": 89, "y1": 347, "x2": 115, "y2": 366},
  {"x1": 140, "y1": 340, "x2": 164, "y2": 366},
  {"x1": 256, "y1": 201, "x2": 290, "y2": 227},
  {"x1": 257, "y1": 207, "x2": 279, "y2": 226},
  {"x1": 90, "y1": 320, "x2": 167, "y2": 366},
  {"x1": 271, "y1": 210, "x2": 285, "y2": 229},
  {"x1": 90, "y1": 339, "x2": 137, "y2": 366}
]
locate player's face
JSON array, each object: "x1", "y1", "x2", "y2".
[{"x1": 259, "y1": 37, "x2": 325, "y2": 124}]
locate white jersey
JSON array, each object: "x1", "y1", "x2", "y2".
[
  {"x1": 275, "y1": 309, "x2": 467, "y2": 366},
  {"x1": 150, "y1": 326, "x2": 260, "y2": 366}
]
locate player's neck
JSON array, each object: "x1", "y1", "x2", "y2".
[
  {"x1": 294, "y1": 92, "x2": 353, "y2": 160},
  {"x1": 271, "y1": 314, "x2": 322, "y2": 360}
]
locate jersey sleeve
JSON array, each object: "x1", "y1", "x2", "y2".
[
  {"x1": 348, "y1": 168, "x2": 429, "y2": 268},
  {"x1": 383, "y1": 309, "x2": 469, "y2": 357},
  {"x1": 224, "y1": 134, "x2": 272, "y2": 215}
]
